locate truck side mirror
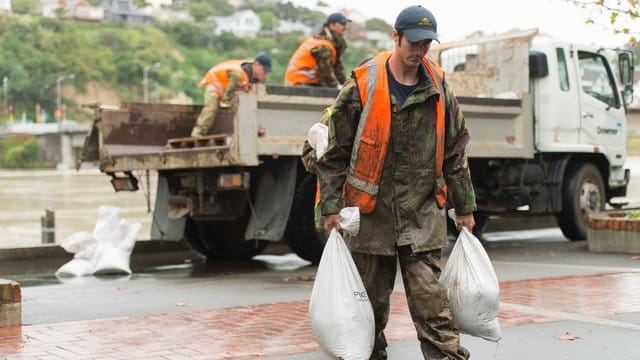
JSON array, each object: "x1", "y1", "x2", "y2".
[
  {"x1": 618, "y1": 51, "x2": 634, "y2": 106},
  {"x1": 529, "y1": 51, "x2": 548, "y2": 78}
]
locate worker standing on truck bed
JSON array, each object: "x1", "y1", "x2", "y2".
[
  {"x1": 315, "y1": 5, "x2": 477, "y2": 359},
  {"x1": 284, "y1": 12, "x2": 350, "y2": 88},
  {"x1": 190, "y1": 53, "x2": 272, "y2": 137}
]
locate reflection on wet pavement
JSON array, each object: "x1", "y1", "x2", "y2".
[{"x1": 253, "y1": 253, "x2": 312, "y2": 271}]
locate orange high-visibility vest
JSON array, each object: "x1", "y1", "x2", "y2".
[
  {"x1": 198, "y1": 60, "x2": 251, "y2": 97},
  {"x1": 345, "y1": 51, "x2": 446, "y2": 213},
  {"x1": 284, "y1": 37, "x2": 337, "y2": 86}
]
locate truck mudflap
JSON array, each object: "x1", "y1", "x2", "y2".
[
  {"x1": 151, "y1": 174, "x2": 186, "y2": 241},
  {"x1": 244, "y1": 157, "x2": 297, "y2": 241}
]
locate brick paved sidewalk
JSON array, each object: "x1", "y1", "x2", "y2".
[{"x1": 1, "y1": 272, "x2": 639, "y2": 360}]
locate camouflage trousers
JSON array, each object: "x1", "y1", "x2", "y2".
[
  {"x1": 191, "y1": 85, "x2": 220, "y2": 137},
  {"x1": 351, "y1": 246, "x2": 469, "y2": 360}
]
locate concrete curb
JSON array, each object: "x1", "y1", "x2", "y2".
[{"x1": 0, "y1": 240, "x2": 190, "y2": 262}]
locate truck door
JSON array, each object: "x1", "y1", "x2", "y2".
[{"x1": 574, "y1": 50, "x2": 626, "y2": 167}]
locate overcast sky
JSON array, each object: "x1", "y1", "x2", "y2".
[{"x1": 289, "y1": 0, "x2": 631, "y2": 47}]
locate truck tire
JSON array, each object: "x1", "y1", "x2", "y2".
[
  {"x1": 447, "y1": 211, "x2": 490, "y2": 240},
  {"x1": 285, "y1": 174, "x2": 327, "y2": 265},
  {"x1": 557, "y1": 163, "x2": 605, "y2": 240},
  {"x1": 183, "y1": 216, "x2": 269, "y2": 261}
]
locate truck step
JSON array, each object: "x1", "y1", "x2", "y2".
[{"x1": 167, "y1": 134, "x2": 232, "y2": 149}]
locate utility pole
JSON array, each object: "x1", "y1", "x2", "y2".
[{"x1": 55, "y1": 74, "x2": 75, "y2": 122}]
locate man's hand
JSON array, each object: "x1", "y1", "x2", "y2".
[
  {"x1": 323, "y1": 214, "x2": 341, "y2": 234},
  {"x1": 219, "y1": 100, "x2": 231, "y2": 108},
  {"x1": 456, "y1": 213, "x2": 475, "y2": 232}
]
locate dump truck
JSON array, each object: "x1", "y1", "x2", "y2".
[{"x1": 81, "y1": 29, "x2": 634, "y2": 263}]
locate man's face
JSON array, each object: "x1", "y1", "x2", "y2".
[
  {"x1": 252, "y1": 62, "x2": 268, "y2": 82},
  {"x1": 392, "y1": 29, "x2": 431, "y2": 68},
  {"x1": 328, "y1": 22, "x2": 347, "y2": 36}
]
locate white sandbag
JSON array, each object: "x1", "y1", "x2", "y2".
[
  {"x1": 339, "y1": 207, "x2": 360, "y2": 236},
  {"x1": 309, "y1": 229, "x2": 374, "y2": 360},
  {"x1": 441, "y1": 227, "x2": 502, "y2": 342},
  {"x1": 93, "y1": 219, "x2": 141, "y2": 275},
  {"x1": 56, "y1": 231, "x2": 97, "y2": 277},
  {"x1": 59, "y1": 231, "x2": 94, "y2": 255},
  {"x1": 55, "y1": 206, "x2": 140, "y2": 277},
  {"x1": 55, "y1": 258, "x2": 95, "y2": 277},
  {"x1": 306, "y1": 123, "x2": 329, "y2": 158},
  {"x1": 92, "y1": 206, "x2": 122, "y2": 244}
]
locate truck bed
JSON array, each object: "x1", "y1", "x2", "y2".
[{"x1": 82, "y1": 86, "x2": 337, "y2": 172}]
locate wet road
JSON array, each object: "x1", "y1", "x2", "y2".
[{"x1": 4, "y1": 229, "x2": 639, "y2": 326}]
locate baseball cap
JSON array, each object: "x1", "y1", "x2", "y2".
[
  {"x1": 255, "y1": 52, "x2": 272, "y2": 73},
  {"x1": 394, "y1": 5, "x2": 439, "y2": 43},
  {"x1": 326, "y1": 12, "x2": 352, "y2": 25}
]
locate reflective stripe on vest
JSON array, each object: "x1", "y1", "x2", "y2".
[
  {"x1": 198, "y1": 60, "x2": 251, "y2": 97},
  {"x1": 345, "y1": 51, "x2": 446, "y2": 213},
  {"x1": 284, "y1": 38, "x2": 337, "y2": 86}
]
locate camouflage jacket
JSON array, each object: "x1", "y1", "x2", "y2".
[
  {"x1": 223, "y1": 62, "x2": 253, "y2": 102},
  {"x1": 310, "y1": 28, "x2": 348, "y2": 87},
  {"x1": 315, "y1": 61, "x2": 477, "y2": 255}
]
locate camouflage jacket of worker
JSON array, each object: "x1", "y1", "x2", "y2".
[
  {"x1": 314, "y1": 61, "x2": 477, "y2": 255},
  {"x1": 310, "y1": 27, "x2": 348, "y2": 87},
  {"x1": 223, "y1": 62, "x2": 254, "y2": 103}
]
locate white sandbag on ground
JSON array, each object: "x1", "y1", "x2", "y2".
[{"x1": 56, "y1": 206, "x2": 141, "y2": 277}]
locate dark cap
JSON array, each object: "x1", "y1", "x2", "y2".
[
  {"x1": 394, "y1": 5, "x2": 438, "y2": 43},
  {"x1": 326, "y1": 12, "x2": 352, "y2": 25},
  {"x1": 255, "y1": 52, "x2": 272, "y2": 73}
]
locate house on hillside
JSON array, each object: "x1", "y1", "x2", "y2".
[
  {"x1": 101, "y1": 0, "x2": 153, "y2": 24},
  {"x1": 42, "y1": 0, "x2": 104, "y2": 21},
  {"x1": 0, "y1": 0, "x2": 11, "y2": 12},
  {"x1": 212, "y1": 9, "x2": 261, "y2": 38},
  {"x1": 275, "y1": 20, "x2": 312, "y2": 36},
  {"x1": 228, "y1": 0, "x2": 278, "y2": 8},
  {"x1": 151, "y1": 7, "x2": 192, "y2": 23}
]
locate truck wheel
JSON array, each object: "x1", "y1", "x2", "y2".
[
  {"x1": 447, "y1": 211, "x2": 490, "y2": 240},
  {"x1": 183, "y1": 216, "x2": 269, "y2": 261},
  {"x1": 557, "y1": 163, "x2": 605, "y2": 240},
  {"x1": 285, "y1": 174, "x2": 327, "y2": 265}
]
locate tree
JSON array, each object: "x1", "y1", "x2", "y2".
[
  {"x1": 11, "y1": 0, "x2": 39, "y2": 14},
  {"x1": 258, "y1": 10, "x2": 279, "y2": 31},
  {"x1": 568, "y1": 0, "x2": 639, "y2": 45},
  {"x1": 364, "y1": 18, "x2": 392, "y2": 34}
]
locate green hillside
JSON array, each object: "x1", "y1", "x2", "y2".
[{"x1": 0, "y1": 11, "x2": 379, "y2": 123}]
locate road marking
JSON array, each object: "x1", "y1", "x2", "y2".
[
  {"x1": 502, "y1": 302, "x2": 640, "y2": 331},
  {"x1": 492, "y1": 260, "x2": 640, "y2": 273}
]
